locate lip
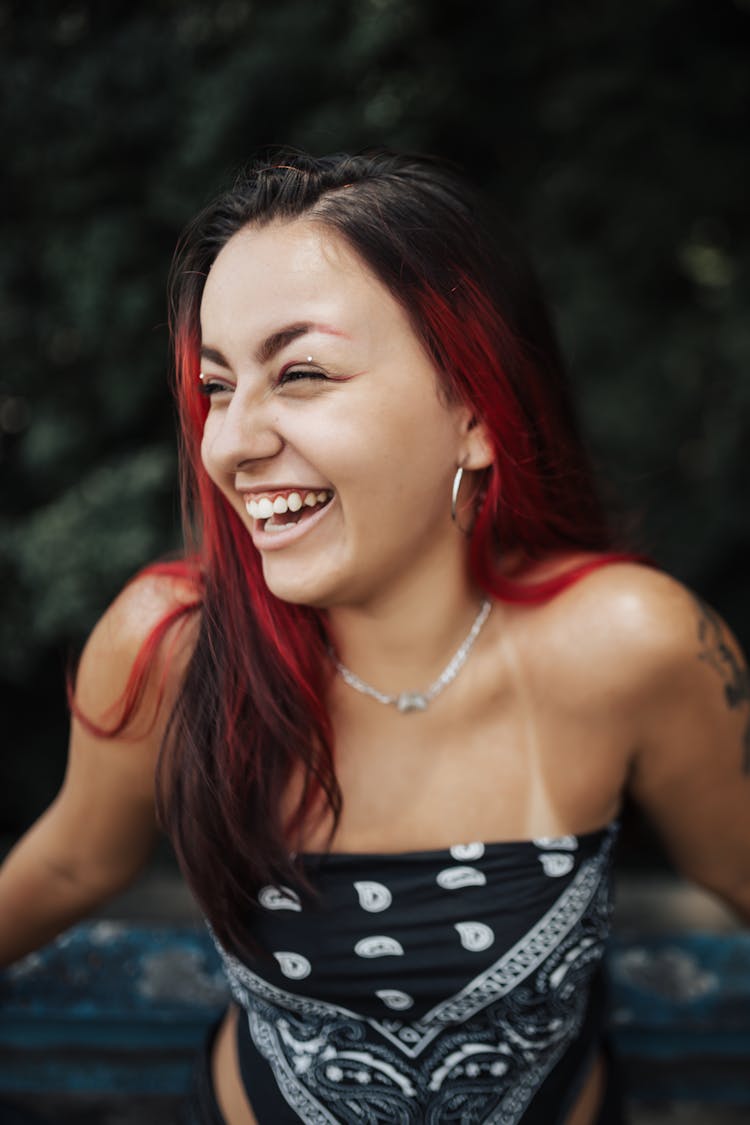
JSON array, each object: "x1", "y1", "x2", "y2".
[{"x1": 247, "y1": 493, "x2": 335, "y2": 552}]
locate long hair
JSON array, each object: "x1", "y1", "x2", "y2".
[{"x1": 141, "y1": 151, "x2": 630, "y2": 957}]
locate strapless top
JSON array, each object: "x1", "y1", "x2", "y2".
[{"x1": 211, "y1": 821, "x2": 619, "y2": 1124}]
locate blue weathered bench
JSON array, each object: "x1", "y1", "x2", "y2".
[{"x1": 1, "y1": 923, "x2": 749, "y2": 1104}]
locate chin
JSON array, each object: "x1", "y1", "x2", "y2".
[{"x1": 260, "y1": 562, "x2": 340, "y2": 610}]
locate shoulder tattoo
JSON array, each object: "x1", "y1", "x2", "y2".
[{"x1": 693, "y1": 595, "x2": 750, "y2": 774}]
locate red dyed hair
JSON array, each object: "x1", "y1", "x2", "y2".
[{"x1": 112, "y1": 152, "x2": 635, "y2": 955}]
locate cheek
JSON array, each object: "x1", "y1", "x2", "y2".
[
  {"x1": 337, "y1": 415, "x2": 455, "y2": 522},
  {"x1": 199, "y1": 421, "x2": 223, "y2": 487},
  {"x1": 199, "y1": 428, "x2": 212, "y2": 475},
  {"x1": 375, "y1": 402, "x2": 458, "y2": 475}
]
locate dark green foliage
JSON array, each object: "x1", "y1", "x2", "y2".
[{"x1": 1, "y1": 0, "x2": 748, "y2": 827}]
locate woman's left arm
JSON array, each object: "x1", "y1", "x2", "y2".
[{"x1": 626, "y1": 578, "x2": 750, "y2": 923}]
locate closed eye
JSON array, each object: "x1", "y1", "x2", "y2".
[
  {"x1": 198, "y1": 376, "x2": 232, "y2": 397},
  {"x1": 278, "y1": 366, "x2": 328, "y2": 386}
]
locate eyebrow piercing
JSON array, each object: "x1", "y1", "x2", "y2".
[
  {"x1": 198, "y1": 371, "x2": 206, "y2": 381},
  {"x1": 306, "y1": 356, "x2": 313, "y2": 363}
]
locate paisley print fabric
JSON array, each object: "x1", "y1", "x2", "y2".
[{"x1": 211, "y1": 823, "x2": 619, "y2": 1124}]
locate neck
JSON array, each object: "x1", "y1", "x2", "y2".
[{"x1": 326, "y1": 567, "x2": 486, "y2": 697}]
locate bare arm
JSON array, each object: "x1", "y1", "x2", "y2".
[
  {"x1": 0, "y1": 573, "x2": 196, "y2": 967},
  {"x1": 626, "y1": 576, "x2": 750, "y2": 923}
]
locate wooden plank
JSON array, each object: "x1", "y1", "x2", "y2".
[
  {"x1": 608, "y1": 932, "x2": 750, "y2": 1104},
  {"x1": 0, "y1": 922, "x2": 226, "y2": 1093},
  {"x1": 1, "y1": 924, "x2": 749, "y2": 1100}
]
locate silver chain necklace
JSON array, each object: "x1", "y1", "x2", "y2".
[{"x1": 331, "y1": 598, "x2": 492, "y2": 714}]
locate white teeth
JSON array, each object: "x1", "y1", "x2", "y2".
[
  {"x1": 245, "y1": 489, "x2": 331, "y2": 522},
  {"x1": 264, "y1": 520, "x2": 297, "y2": 534}
]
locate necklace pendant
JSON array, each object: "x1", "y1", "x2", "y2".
[
  {"x1": 396, "y1": 692, "x2": 428, "y2": 713},
  {"x1": 333, "y1": 599, "x2": 492, "y2": 716}
]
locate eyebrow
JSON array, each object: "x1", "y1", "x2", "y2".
[{"x1": 199, "y1": 322, "x2": 348, "y2": 369}]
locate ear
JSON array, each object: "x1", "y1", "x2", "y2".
[{"x1": 457, "y1": 409, "x2": 494, "y2": 471}]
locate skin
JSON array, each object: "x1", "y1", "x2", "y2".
[
  {"x1": 198, "y1": 219, "x2": 493, "y2": 625},
  {"x1": 1, "y1": 219, "x2": 749, "y2": 1125}
]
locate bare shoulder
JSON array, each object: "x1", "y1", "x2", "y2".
[
  {"x1": 509, "y1": 560, "x2": 750, "y2": 913},
  {"x1": 87, "y1": 566, "x2": 200, "y2": 647},
  {"x1": 75, "y1": 566, "x2": 201, "y2": 727},
  {"x1": 538, "y1": 562, "x2": 728, "y2": 703},
  {"x1": 29, "y1": 567, "x2": 205, "y2": 899}
]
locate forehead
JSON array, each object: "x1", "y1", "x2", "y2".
[{"x1": 199, "y1": 218, "x2": 404, "y2": 342}]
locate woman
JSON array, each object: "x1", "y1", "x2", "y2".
[{"x1": 1, "y1": 150, "x2": 748, "y2": 1124}]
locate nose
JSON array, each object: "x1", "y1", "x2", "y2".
[{"x1": 201, "y1": 384, "x2": 284, "y2": 474}]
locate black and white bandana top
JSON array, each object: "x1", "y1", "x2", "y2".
[{"x1": 210, "y1": 821, "x2": 619, "y2": 1124}]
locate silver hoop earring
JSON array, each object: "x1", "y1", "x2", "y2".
[{"x1": 451, "y1": 466, "x2": 464, "y2": 524}]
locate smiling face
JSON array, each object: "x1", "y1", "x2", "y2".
[{"x1": 198, "y1": 218, "x2": 491, "y2": 611}]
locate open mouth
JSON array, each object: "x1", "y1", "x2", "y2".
[{"x1": 245, "y1": 489, "x2": 334, "y2": 534}]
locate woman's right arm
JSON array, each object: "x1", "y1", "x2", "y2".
[{"x1": 0, "y1": 572, "x2": 197, "y2": 967}]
